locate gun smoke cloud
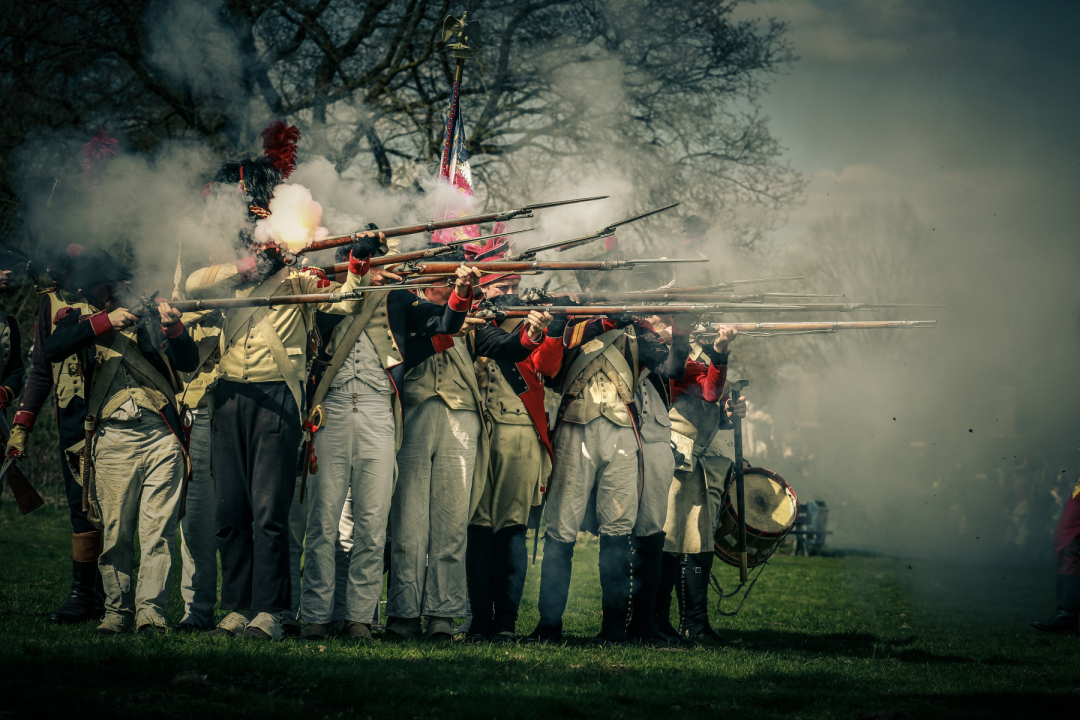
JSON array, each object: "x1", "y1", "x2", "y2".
[{"x1": 7, "y1": 0, "x2": 1079, "y2": 576}]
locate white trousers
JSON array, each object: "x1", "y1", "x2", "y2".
[
  {"x1": 289, "y1": 479, "x2": 353, "y2": 621},
  {"x1": 92, "y1": 415, "x2": 186, "y2": 630},
  {"x1": 545, "y1": 416, "x2": 639, "y2": 544},
  {"x1": 302, "y1": 386, "x2": 395, "y2": 624},
  {"x1": 387, "y1": 398, "x2": 479, "y2": 619},
  {"x1": 178, "y1": 411, "x2": 216, "y2": 627}
]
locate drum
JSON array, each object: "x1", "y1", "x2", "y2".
[{"x1": 713, "y1": 467, "x2": 798, "y2": 568}]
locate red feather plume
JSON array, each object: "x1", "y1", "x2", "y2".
[
  {"x1": 81, "y1": 126, "x2": 119, "y2": 187},
  {"x1": 260, "y1": 121, "x2": 301, "y2": 179}
]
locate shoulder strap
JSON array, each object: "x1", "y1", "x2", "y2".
[
  {"x1": 219, "y1": 273, "x2": 289, "y2": 351},
  {"x1": 306, "y1": 293, "x2": 385, "y2": 420},
  {"x1": 86, "y1": 330, "x2": 178, "y2": 417},
  {"x1": 255, "y1": 316, "x2": 304, "y2": 418}
]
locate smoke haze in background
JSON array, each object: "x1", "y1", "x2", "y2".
[
  {"x1": 10, "y1": 0, "x2": 1078, "y2": 570},
  {"x1": 720, "y1": 0, "x2": 1080, "y2": 564}
]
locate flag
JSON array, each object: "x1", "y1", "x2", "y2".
[{"x1": 431, "y1": 79, "x2": 482, "y2": 245}]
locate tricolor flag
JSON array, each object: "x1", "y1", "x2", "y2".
[{"x1": 431, "y1": 79, "x2": 483, "y2": 246}]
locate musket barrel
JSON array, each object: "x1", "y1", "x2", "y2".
[
  {"x1": 712, "y1": 320, "x2": 938, "y2": 331},
  {"x1": 298, "y1": 196, "x2": 606, "y2": 255},
  {"x1": 162, "y1": 285, "x2": 433, "y2": 312},
  {"x1": 316, "y1": 258, "x2": 706, "y2": 275}
]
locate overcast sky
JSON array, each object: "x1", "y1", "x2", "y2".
[{"x1": 733, "y1": 0, "x2": 1079, "y2": 247}]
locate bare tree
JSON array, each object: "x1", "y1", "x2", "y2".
[{"x1": 1, "y1": 0, "x2": 802, "y2": 249}]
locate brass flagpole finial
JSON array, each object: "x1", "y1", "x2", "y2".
[{"x1": 441, "y1": 13, "x2": 483, "y2": 59}]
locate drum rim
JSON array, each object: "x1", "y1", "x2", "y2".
[{"x1": 720, "y1": 466, "x2": 800, "y2": 539}]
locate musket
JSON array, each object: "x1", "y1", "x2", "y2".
[
  {"x1": 704, "y1": 302, "x2": 946, "y2": 314},
  {"x1": 474, "y1": 202, "x2": 681, "y2": 261},
  {"x1": 641, "y1": 276, "x2": 806, "y2": 292},
  {"x1": 315, "y1": 227, "x2": 536, "y2": 274},
  {"x1": 384, "y1": 257, "x2": 707, "y2": 277},
  {"x1": 0, "y1": 415, "x2": 44, "y2": 515},
  {"x1": 695, "y1": 320, "x2": 938, "y2": 335},
  {"x1": 295, "y1": 196, "x2": 607, "y2": 257},
  {"x1": 554, "y1": 292, "x2": 844, "y2": 303},
  {"x1": 133, "y1": 284, "x2": 440, "y2": 315}
]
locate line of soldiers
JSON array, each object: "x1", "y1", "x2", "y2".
[{"x1": 5, "y1": 127, "x2": 749, "y2": 645}]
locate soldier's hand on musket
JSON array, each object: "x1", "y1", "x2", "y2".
[
  {"x1": 353, "y1": 228, "x2": 388, "y2": 258},
  {"x1": 108, "y1": 307, "x2": 139, "y2": 331},
  {"x1": 453, "y1": 266, "x2": 483, "y2": 295},
  {"x1": 524, "y1": 310, "x2": 553, "y2": 342},
  {"x1": 5, "y1": 424, "x2": 29, "y2": 459},
  {"x1": 726, "y1": 394, "x2": 747, "y2": 419},
  {"x1": 157, "y1": 300, "x2": 182, "y2": 328},
  {"x1": 452, "y1": 316, "x2": 486, "y2": 337},
  {"x1": 370, "y1": 268, "x2": 403, "y2": 286},
  {"x1": 713, "y1": 325, "x2": 738, "y2": 353}
]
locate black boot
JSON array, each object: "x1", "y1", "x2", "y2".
[
  {"x1": 627, "y1": 533, "x2": 673, "y2": 644},
  {"x1": 526, "y1": 535, "x2": 574, "y2": 642},
  {"x1": 49, "y1": 560, "x2": 105, "y2": 624},
  {"x1": 1031, "y1": 574, "x2": 1079, "y2": 637},
  {"x1": 654, "y1": 552, "x2": 680, "y2": 639},
  {"x1": 49, "y1": 531, "x2": 105, "y2": 625},
  {"x1": 596, "y1": 534, "x2": 633, "y2": 645},
  {"x1": 465, "y1": 525, "x2": 496, "y2": 640},
  {"x1": 492, "y1": 524, "x2": 528, "y2": 640},
  {"x1": 678, "y1": 552, "x2": 726, "y2": 644}
]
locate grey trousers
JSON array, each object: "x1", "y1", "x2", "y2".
[
  {"x1": 178, "y1": 411, "x2": 216, "y2": 627},
  {"x1": 288, "y1": 480, "x2": 353, "y2": 622},
  {"x1": 302, "y1": 386, "x2": 395, "y2": 624},
  {"x1": 635, "y1": 438, "x2": 675, "y2": 537},
  {"x1": 545, "y1": 416, "x2": 639, "y2": 544},
  {"x1": 92, "y1": 415, "x2": 186, "y2": 630},
  {"x1": 387, "y1": 398, "x2": 479, "y2": 619}
]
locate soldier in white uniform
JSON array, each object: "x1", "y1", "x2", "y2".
[
  {"x1": 385, "y1": 285, "x2": 550, "y2": 641},
  {"x1": 43, "y1": 248, "x2": 199, "y2": 635},
  {"x1": 655, "y1": 328, "x2": 745, "y2": 642},
  {"x1": 528, "y1": 315, "x2": 691, "y2": 644},
  {"x1": 299, "y1": 262, "x2": 480, "y2": 641}
]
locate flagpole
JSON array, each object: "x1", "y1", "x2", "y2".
[{"x1": 433, "y1": 13, "x2": 481, "y2": 244}]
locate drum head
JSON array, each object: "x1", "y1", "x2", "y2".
[{"x1": 742, "y1": 471, "x2": 797, "y2": 534}]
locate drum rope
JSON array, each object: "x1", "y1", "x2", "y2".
[{"x1": 710, "y1": 560, "x2": 769, "y2": 617}]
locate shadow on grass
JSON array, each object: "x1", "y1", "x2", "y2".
[
  {"x1": 2, "y1": 641, "x2": 1069, "y2": 720},
  {"x1": 723, "y1": 628, "x2": 981, "y2": 664}
]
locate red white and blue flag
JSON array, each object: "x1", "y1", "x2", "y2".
[{"x1": 432, "y1": 79, "x2": 489, "y2": 249}]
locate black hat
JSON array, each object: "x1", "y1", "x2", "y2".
[
  {"x1": 65, "y1": 246, "x2": 133, "y2": 294},
  {"x1": 0, "y1": 245, "x2": 29, "y2": 272}
]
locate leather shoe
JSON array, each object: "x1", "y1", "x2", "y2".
[{"x1": 341, "y1": 622, "x2": 373, "y2": 641}]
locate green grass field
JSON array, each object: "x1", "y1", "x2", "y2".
[{"x1": 1, "y1": 503, "x2": 1077, "y2": 719}]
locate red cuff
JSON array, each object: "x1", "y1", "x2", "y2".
[
  {"x1": 162, "y1": 320, "x2": 185, "y2": 338},
  {"x1": 348, "y1": 251, "x2": 370, "y2": 277},
  {"x1": 448, "y1": 289, "x2": 471, "y2": 313},
  {"x1": 431, "y1": 334, "x2": 455, "y2": 353},
  {"x1": 519, "y1": 326, "x2": 542, "y2": 351},
  {"x1": 14, "y1": 410, "x2": 36, "y2": 430},
  {"x1": 0, "y1": 387, "x2": 8, "y2": 405},
  {"x1": 89, "y1": 311, "x2": 113, "y2": 336},
  {"x1": 236, "y1": 255, "x2": 258, "y2": 281}
]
